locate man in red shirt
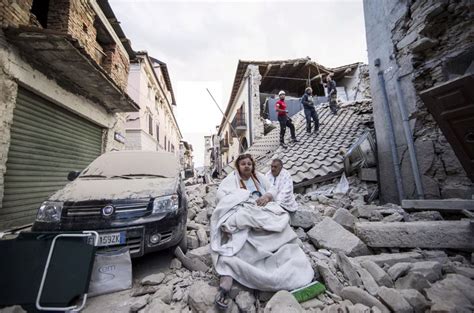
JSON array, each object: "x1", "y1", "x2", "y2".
[{"x1": 275, "y1": 90, "x2": 298, "y2": 148}]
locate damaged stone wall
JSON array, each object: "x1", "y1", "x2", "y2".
[
  {"x1": 0, "y1": 0, "x2": 32, "y2": 27},
  {"x1": 364, "y1": 0, "x2": 473, "y2": 203},
  {"x1": 392, "y1": 0, "x2": 473, "y2": 199},
  {"x1": 248, "y1": 64, "x2": 264, "y2": 143}
]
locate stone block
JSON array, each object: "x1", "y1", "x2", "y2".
[
  {"x1": 336, "y1": 252, "x2": 362, "y2": 286},
  {"x1": 188, "y1": 280, "x2": 218, "y2": 313},
  {"x1": 399, "y1": 289, "x2": 430, "y2": 313},
  {"x1": 186, "y1": 244, "x2": 212, "y2": 267},
  {"x1": 308, "y1": 217, "x2": 370, "y2": 257},
  {"x1": 355, "y1": 221, "x2": 474, "y2": 250},
  {"x1": 387, "y1": 262, "x2": 412, "y2": 281},
  {"x1": 410, "y1": 261, "x2": 442, "y2": 282},
  {"x1": 394, "y1": 272, "x2": 430, "y2": 292},
  {"x1": 316, "y1": 261, "x2": 344, "y2": 296},
  {"x1": 360, "y1": 261, "x2": 393, "y2": 288},
  {"x1": 264, "y1": 290, "x2": 303, "y2": 313},
  {"x1": 352, "y1": 252, "x2": 422, "y2": 267},
  {"x1": 340, "y1": 287, "x2": 390, "y2": 313},
  {"x1": 377, "y1": 287, "x2": 413, "y2": 313},
  {"x1": 356, "y1": 266, "x2": 379, "y2": 296},
  {"x1": 332, "y1": 208, "x2": 357, "y2": 231},
  {"x1": 290, "y1": 208, "x2": 323, "y2": 229},
  {"x1": 425, "y1": 274, "x2": 474, "y2": 312}
]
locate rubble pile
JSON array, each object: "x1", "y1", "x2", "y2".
[{"x1": 116, "y1": 176, "x2": 474, "y2": 312}]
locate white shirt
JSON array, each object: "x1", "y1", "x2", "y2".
[{"x1": 265, "y1": 168, "x2": 298, "y2": 212}]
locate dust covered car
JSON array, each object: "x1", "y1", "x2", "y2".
[{"x1": 32, "y1": 151, "x2": 188, "y2": 257}]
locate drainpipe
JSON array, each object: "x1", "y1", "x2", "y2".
[
  {"x1": 375, "y1": 59, "x2": 405, "y2": 203},
  {"x1": 394, "y1": 73, "x2": 425, "y2": 199},
  {"x1": 247, "y1": 74, "x2": 253, "y2": 147}
]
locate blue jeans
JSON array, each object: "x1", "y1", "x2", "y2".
[{"x1": 304, "y1": 107, "x2": 319, "y2": 132}]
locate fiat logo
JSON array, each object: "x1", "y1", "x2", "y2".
[{"x1": 102, "y1": 205, "x2": 115, "y2": 216}]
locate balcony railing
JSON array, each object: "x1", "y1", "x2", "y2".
[
  {"x1": 231, "y1": 112, "x2": 247, "y2": 137},
  {"x1": 220, "y1": 139, "x2": 229, "y2": 152}
]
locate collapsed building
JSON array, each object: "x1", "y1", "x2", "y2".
[
  {"x1": 214, "y1": 57, "x2": 371, "y2": 178},
  {"x1": 364, "y1": 0, "x2": 473, "y2": 203},
  {"x1": 0, "y1": 0, "x2": 139, "y2": 229}
]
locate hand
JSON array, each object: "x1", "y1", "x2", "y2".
[{"x1": 256, "y1": 194, "x2": 271, "y2": 206}]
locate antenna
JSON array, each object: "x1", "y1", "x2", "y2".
[{"x1": 206, "y1": 88, "x2": 245, "y2": 153}]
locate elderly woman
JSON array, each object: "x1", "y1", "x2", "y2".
[{"x1": 211, "y1": 154, "x2": 314, "y2": 309}]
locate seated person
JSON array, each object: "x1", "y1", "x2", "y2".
[
  {"x1": 265, "y1": 158, "x2": 299, "y2": 212},
  {"x1": 211, "y1": 154, "x2": 313, "y2": 309}
]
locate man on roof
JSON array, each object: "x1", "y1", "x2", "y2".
[{"x1": 275, "y1": 90, "x2": 298, "y2": 148}]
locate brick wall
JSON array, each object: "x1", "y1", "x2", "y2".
[
  {"x1": 0, "y1": 0, "x2": 33, "y2": 27},
  {"x1": 102, "y1": 43, "x2": 130, "y2": 90}
]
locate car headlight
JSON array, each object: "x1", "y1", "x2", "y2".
[
  {"x1": 36, "y1": 201, "x2": 63, "y2": 222},
  {"x1": 152, "y1": 194, "x2": 179, "y2": 214}
]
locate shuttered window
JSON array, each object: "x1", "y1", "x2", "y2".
[{"x1": 0, "y1": 88, "x2": 103, "y2": 230}]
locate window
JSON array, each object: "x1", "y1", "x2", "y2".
[
  {"x1": 164, "y1": 136, "x2": 167, "y2": 151},
  {"x1": 148, "y1": 115, "x2": 153, "y2": 135},
  {"x1": 31, "y1": 0, "x2": 50, "y2": 28},
  {"x1": 156, "y1": 124, "x2": 160, "y2": 142}
]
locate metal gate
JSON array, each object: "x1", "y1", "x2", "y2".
[{"x1": 0, "y1": 88, "x2": 103, "y2": 229}]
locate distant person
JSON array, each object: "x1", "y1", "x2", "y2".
[
  {"x1": 266, "y1": 159, "x2": 298, "y2": 212},
  {"x1": 275, "y1": 90, "x2": 298, "y2": 148},
  {"x1": 326, "y1": 75, "x2": 339, "y2": 115},
  {"x1": 301, "y1": 87, "x2": 319, "y2": 134}
]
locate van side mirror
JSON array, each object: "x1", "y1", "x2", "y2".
[{"x1": 67, "y1": 171, "x2": 81, "y2": 181}]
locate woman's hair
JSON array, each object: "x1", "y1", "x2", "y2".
[{"x1": 235, "y1": 153, "x2": 256, "y2": 177}]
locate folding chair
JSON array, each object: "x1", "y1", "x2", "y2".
[{"x1": 0, "y1": 231, "x2": 98, "y2": 312}]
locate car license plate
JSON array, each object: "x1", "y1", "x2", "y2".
[{"x1": 90, "y1": 232, "x2": 126, "y2": 247}]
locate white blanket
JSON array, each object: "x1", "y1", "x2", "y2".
[
  {"x1": 265, "y1": 168, "x2": 299, "y2": 212},
  {"x1": 210, "y1": 172, "x2": 314, "y2": 291}
]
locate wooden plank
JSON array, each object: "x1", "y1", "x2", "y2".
[
  {"x1": 355, "y1": 221, "x2": 474, "y2": 250},
  {"x1": 402, "y1": 199, "x2": 474, "y2": 211}
]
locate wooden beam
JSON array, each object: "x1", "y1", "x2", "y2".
[
  {"x1": 402, "y1": 199, "x2": 474, "y2": 211},
  {"x1": 262, "y1": 64, "x2": 272, "y2": 78},
  {"x1": 355, "y1": 221, "x2": 474, "y2": 250},
  {"x1": 279, "y1": 62, "x2": 287, "y2": 69}
]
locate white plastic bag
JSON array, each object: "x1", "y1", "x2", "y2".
[
  {"x1": 88, "y1": 248, "x2": 132, "y2": 297},
  {"x1": 333, "y1": 173, "x2": 349, "y2": 195}
]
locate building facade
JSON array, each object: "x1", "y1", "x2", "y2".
[
  {"x1": 125, "y1": 52, "x2": 182, "y2": 155},
  {"x1": 0, "y1": 0, "x2": 138, "y2": 229},
  {"x1": 364, "y1": 0, "x2": 473, "y2": 203}
]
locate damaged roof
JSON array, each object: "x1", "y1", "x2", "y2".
[
  {"x1": 247, "y1": 100, "x2": 374, "y2": 188},
  {"x1": 220, "y1": 57, "x2": 363, "y2": 135}
]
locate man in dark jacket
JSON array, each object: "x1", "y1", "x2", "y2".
[
  {"x1": 301, "y1": 87, "x2": 319, "y2": 134},
  {"x1": 275, "y1": 90, "x2": 298, "y2": 148},
  {"x1": 326, "y1": 75, "x2": 339, "y2": 115}
]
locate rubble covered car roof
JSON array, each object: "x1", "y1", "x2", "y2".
[{"x1": 81, "y1": 151, "x2": 180, "y2": 178}]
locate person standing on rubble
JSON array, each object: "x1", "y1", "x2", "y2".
[
  {"x1": 275, "y1": 90, "x2": 298, "y2": 148},
  {"x1": 301, "y1": 87, "x2": 319, "y2": 134},
  {"x1": 326, "y1": 74, "x2": 339, "y2": 115}
]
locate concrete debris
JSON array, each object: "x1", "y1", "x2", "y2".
[
  {"x1": 332, "y1": 208, "x2": 357, "y2": 231},
  {"x1": 264, "y1": 290, "x2": 304, "y2": 313},
  {"x1": 308, "y1": 217, "x2": 370, "y2": 256},
  {"x1": 81, "y1": 177, "x2": 474, "y2": 312},
  {"x1": 377, "y1": 287, "x2": 413, "y2": 313},
  {"x1": 187, "y1": 280, "x2": 218, "y2": 313},
  {"x1": 235, "y1": 291, "x2": 256, "y2": 313},
  {"x1": 340, "y1": 287, "x2": 390, "y2": 313},
  {"x1": 355, "y1": 221, "x2": 474, "y2": 249},
  {"x1": 398, "y1": 289, "x2": 430, "y2": 313},
  {"x1": 140, "y1": 273, "x2": 165, "y2": 286},
  {"x1": 360, "y1": 261, "x2": 393, "y2": 288},
  {"x1": 394, "y1": 272, "x2": 430, "y2": 292}
]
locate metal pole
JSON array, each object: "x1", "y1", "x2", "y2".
[
  {"x1": 377, "y1": 68, "x2": 405, "y2": 203},
  {"x1": 206, "y1": 88, "x2": 245, "y2": 152},
  {"x1": 394, "y1": 75, "x2": 425, "y2": 199}
]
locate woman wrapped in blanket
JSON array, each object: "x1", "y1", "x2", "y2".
[{"x1": 211, "y1": 154, "x2": 314, "y2": 310}]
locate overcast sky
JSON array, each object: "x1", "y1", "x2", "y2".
[{"x1": 111, "y1": 0, "x2": 368, "y2": 166}]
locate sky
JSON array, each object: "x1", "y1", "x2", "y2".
[{"x1": 111, "y1": 0, "x2": 368, "y2": 166}]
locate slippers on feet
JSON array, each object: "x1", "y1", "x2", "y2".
[{"x1": 214, "y1": 287, "x2": 230, "y2": 310}]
